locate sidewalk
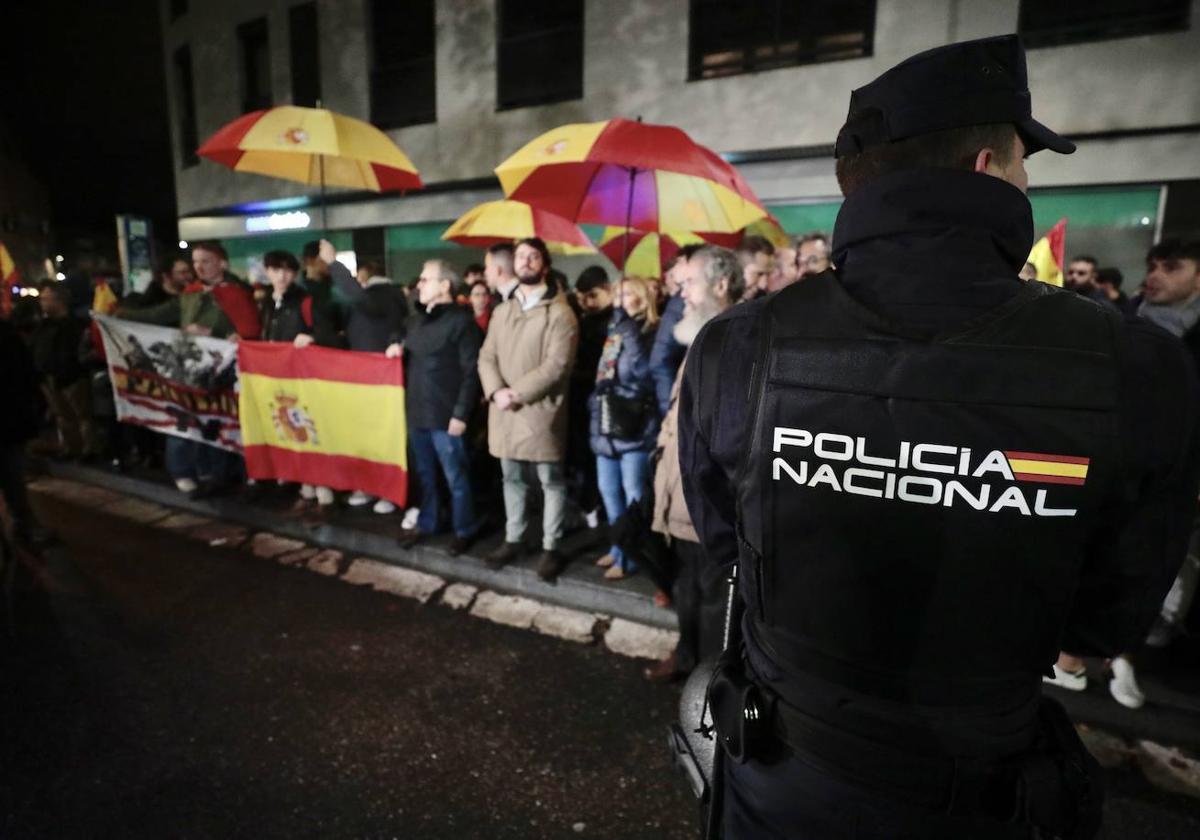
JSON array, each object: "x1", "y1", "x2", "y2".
[
  {"x1": 37, "y1": 459, "x2": 677, "y2": 631},
  {"x1": 32, "y1": 460, "x2": 1200, "y2": 758}
]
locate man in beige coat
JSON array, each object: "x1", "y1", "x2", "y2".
[
  {"x1": 646, "y1": 245, "x2": 744, "y2": 680},
  {"x1": 477, "y1": 238, "x2": 580, "y2": 580}
]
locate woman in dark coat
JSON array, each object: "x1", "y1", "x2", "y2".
[{"x1": 588, "y1": 275, "x2": 660, "y2": 579}]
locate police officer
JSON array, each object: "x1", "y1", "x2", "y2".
[{"x1": 680, "y1": 35, "x2": 1200, "y2": 839}]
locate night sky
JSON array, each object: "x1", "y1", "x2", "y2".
[{"x1": 1, "y1": 0, "x2": 176, "y2": 261}]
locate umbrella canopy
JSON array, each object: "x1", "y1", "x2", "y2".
[
  {"x1": 442, "y1": 200, "x2": 596, "y2": 255},
  {"x1": 197, "y1": 105, "x2": 422, "y2": 193},
  {"x1": 699, "y1": 215, "x2": 792, "y2": 249},
  {"x1": 597, "y1": 228, "x2": 705, "y2": 277},
  {"x1": 494, "y1": 118, "x2": 766, "y2": 234}
]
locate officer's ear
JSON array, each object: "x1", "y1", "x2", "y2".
[{"x1": 972, "y1": 147, "x2": 996, "y2": 175}]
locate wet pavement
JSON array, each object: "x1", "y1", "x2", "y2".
[{"x1": 3, "y1": 491, "x2": 1199, "y2": 838}]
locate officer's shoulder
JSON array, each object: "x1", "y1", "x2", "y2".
[
  {"x1": 1119, "y1": 313, "x2": 1197, "y2": 382},
  {"x1": 695, "y1": 296, "x2": 769, "y2": 344}
]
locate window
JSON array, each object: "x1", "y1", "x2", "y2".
[
  {"x1": 1019, "y1": 0, "x2": 1190, "y2": 48},
  {"x1": 369, "y1": 0, "x2": 436, "y2": 128},
  {"x1": 290, "y1": 2, "x2": 321, "y2": 107},
  {"x1": 496, "y1": 0, "x2": 583, "y2": 110},
  {"x1": 170, "y1": 0, "x2": 188, "y2": 21},
  {"x1": 689, "y1": 0, "x2": 875, "y2": 80},
  {"x1": 238, "y1": 17, "x2": 273, "y2": 113},
  {"x1": 173, "y1": 45, "x2": 199, "y2": 168}
]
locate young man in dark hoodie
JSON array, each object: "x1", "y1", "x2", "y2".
[
  {"x1": 567, "y1": 265, "x2": 614, "y2": 527},
  {"x1": 319, "y1": 239, "x2": 409, "y2": 513},
  {"x1": 258, "y1": 249, "x2": 338, "y2": 512}
]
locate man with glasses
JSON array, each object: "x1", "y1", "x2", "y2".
[{"x1": 795, "y1": 231, "x2": 832, "y2": 281}]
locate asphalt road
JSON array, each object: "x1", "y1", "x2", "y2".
[{"x1": 2, "y1": 493, "x2": 1199, "y2": 839}]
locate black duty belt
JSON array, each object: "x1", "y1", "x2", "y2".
[{"x1": 769, "y1": 694, "x2": 1020, "y2": 820}]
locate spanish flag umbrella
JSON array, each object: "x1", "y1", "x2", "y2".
[
  {"x1": 597, "y1": 228, "x2": 705, "y2": 277},
  {"x1": 0, "y1": 241, "x2": 19, "y2": 318},
  {"x1": 495, "y1": 118, "x2": 767, "y2": 253},
  {"x1": 197, "y1": 105, "x2": 422, "y2": 229},
  {"x1": 698, "y1": 214, "x2": 793, "y2": 250},
  {"x1": 442, "y1": 200, "x2": 596, "y2": 255}
]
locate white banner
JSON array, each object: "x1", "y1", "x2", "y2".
[{"x1": 94, "y1": 315, "x2": 241, "y2": 451}]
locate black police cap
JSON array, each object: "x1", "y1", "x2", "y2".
[{"x1": 834, "y1": 35, "x2": 1074, "y2": 158}]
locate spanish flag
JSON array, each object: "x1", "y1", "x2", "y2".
[
  {"x1": 1027, "y1": 218, "x2": 1067, "y2": 287},
  {"x1": 1005, "y1": 451, "x2": 1089, "y2": 486},
  {"x1": 0, "y1": 242, "x2": 16, "y2": 318},
  {"x1": 238, "y1": 342, "x2": 408, "y2": 506}
]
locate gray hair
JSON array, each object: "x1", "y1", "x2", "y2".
[
  {"x1": 692, "y1": 245, "x2": 744, "y2": 304},
  {"x1": 424, "y1": 258, "x2": 460, "y2": 288}
]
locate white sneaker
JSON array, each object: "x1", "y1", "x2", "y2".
[
  {"x1": 1109, "y1": 657, "x2": 1145, "y2": 709},
  {"x1": 401, "y1": 507, "x2": 420, "y2": 529},
  {"x1": 175, "y1": 477, "x2": 198, "y2": 493},
  {"x1": 1043, "y1": 664, "x2": 1087, "y2": 692},
  {"x1": 347, "y1": 490, "x2": 373, "y2": 507},
  {"x1": 373, "y1": 499, "x2": 396, "y2": 515},
  {"x1": 299, "y1": 483, "x2": 317, "y2": 500},
  {"x1": 315, "y1": 486, "x2": 335, "y2": 507},
  {"x1": 585, "y1": 508, "x2": 601, "y2": 529}
]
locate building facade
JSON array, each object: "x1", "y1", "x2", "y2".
[{"x1": 162, "y1": 0, "x2": 1200, "y2": 285}]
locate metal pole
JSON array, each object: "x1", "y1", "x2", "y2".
[
  {"x1": 319, "y1": 154, "x2": 328, "y2": 233},
  {"x1": 621, "y1": 165, "x2": 637, "y2": 270}
]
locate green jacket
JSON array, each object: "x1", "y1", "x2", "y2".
[{"x1": 120, "y1": 274, "x2": 252, "y2": 338}]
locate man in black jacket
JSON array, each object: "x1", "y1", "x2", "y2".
[
  {"x1": 681, "y1": 36, "x2": 1200, "y2": 839},
  {"x1": 398, "y1": 258, "x2": 484, "y2": 555},
  {"x1": 31, "y1": 282, "x2": 98, "y2": 458}
]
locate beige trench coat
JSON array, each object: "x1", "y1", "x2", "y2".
[{"x1": 477, "y1": 284, "x2": 579, "y2": 462}]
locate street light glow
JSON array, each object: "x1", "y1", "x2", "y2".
[
  {"x1": 55, "y1": 254, "x2": 64, "y2": 262},
  {"x1": 55, "y1": 271, "x2": 66, "y2": 280},
  {"x1": 179, "y1": 240, "x2": 189, "y2": 249}
]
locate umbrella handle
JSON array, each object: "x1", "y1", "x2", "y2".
[{"x1": 621, "y1": 165, "x2": 637, "y2": 271}]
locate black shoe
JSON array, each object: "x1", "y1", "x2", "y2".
[
  {"x1": 447, "y1": 534, "x2": 475, "y2": 557},
  {"x1": 485, "y1": 541, "x2": 523, "y2": 569},
  {"x1": 534, "y1": 550, "x2": 565, "y2": 582},
  {"x1": 397, "y1": 530, "x2": 424, "y2": 549}
]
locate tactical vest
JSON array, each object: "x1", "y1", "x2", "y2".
[{"x1": 736, "y1": 272, "x2": 1123, "y2": 707}]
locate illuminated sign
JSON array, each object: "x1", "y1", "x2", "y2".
[{"x1": 245, "y1": 211, "x2": 312, "y2": 233}]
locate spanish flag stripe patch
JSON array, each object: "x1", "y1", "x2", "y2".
[
  {"x1": 1006, "y1": 458, "x2": 1089, "y2": 479},
  {"x1": 1004, "y1": 451, "x2": 1090, "y2": 466},
  {"x1": 1012, "y1": 473, "x2": 1087, "y2": 486}
]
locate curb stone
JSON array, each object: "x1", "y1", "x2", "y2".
[
  {"x1": 441, "y1": 583, "x2": 479, "y2": 611},
  {"x1": 603, "y1": 618, "x2": 679, "y2": 661},
  {"x1": 530, "y1": 605, "x2": 600, "y2": 644},
  {"x1": 250, "y1": 532, "x2": 308, "y2": 559},
  {"x1": 343, "y1": 558, "x2": 445, "y2": 604},
  {"x1": 470, "y1": 591, "x2": 542, "y2": 630},
  {"x1": 306, "y1": 550, "x2": 343, "y2": 576}
]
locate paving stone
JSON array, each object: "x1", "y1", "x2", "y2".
[
  {"x1": 186, "y1": 521, "x2": 249, "y2": 548},
  {"x1": 46, "y1": 481, "x2": 123, "y2": 507},
  {"x1": 1078, "y1": 725, "x2": 1132, "y2": 769},
  {"x1": 306, "y1": 549, "x2": 343, "y2": 576},
  {"x1": 153, "y1": 512, "x2": 213, "y2": 530},
  {"x1": 26, "y1": 478, "x2": 75, "y2": 495},
  {"x1": 343, "y1": 559, "x2": 445, "y2": 604},
  {"x1": 100, "y1": 497, "x2": 171, "y2": 524},
  {"x1": 441, "y1": 583, "x2": 479, "y2": 611},
  {"x1": 603, "y1": 618, "x2": 679, "y2": 661},
  {"x1": 249, "y1": 532, "x2": 308, "y2": 559},
  {"x1": 531, "y1": 605, "x2": 599, "y2": 644},
  {"x1": 1135, "y1": 740, "x2": 1200, "y2": 799},
  {"x1": 469, "y1": 591, "x2": 542, "y2": 630},
  {"x1": 277, "y1": 547, "x2": 320, "y2": 566}
]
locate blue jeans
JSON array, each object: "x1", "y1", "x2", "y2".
[
  {"x1": 596, "y1": 451, "x2": 649, "y2": 572},
  {"x1": 410, "y1": 428, "x2": 478, "y2": 538},
  {"x1": 166, "y1": 437, "x2": 241, "y2": 484}
]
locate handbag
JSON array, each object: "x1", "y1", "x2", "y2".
[{"x1": 598, "y1": 389, "x2": 650, "y2": 440}]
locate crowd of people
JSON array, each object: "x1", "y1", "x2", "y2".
[{"x1": 2, "y1": 229, "x2": 1199, "y2": 693}]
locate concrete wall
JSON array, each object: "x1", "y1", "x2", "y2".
[{"x1": 163, "y1": 0, "x2": 1200, "y2": 219}]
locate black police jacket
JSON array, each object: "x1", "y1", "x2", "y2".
[{"x1": 679, "y1": 168, "x2": 1200, "y2": 757}]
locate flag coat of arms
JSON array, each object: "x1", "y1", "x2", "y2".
[{"x1": 238, "y1": 342, "x2": 408, "y2": 506}]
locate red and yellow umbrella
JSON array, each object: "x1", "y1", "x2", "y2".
[
  {"x1": 698, "y1": 215, "x2": 792, "y2": 250},
  {"x1": 197, "y1": 105, "x2": 422, "y2": 228},
  {"x1": 442, "y1": 200, "x2": 595, "y2": 255},
  {"x1": 0, "y1": 241, "x2": 19, "y2": 318},
  {"x1": 495, "y1": 118, "x2": 767, "y2": 235},
  {"x1": 597, "y1": 228, "x2": 705, "y2": 277}
]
